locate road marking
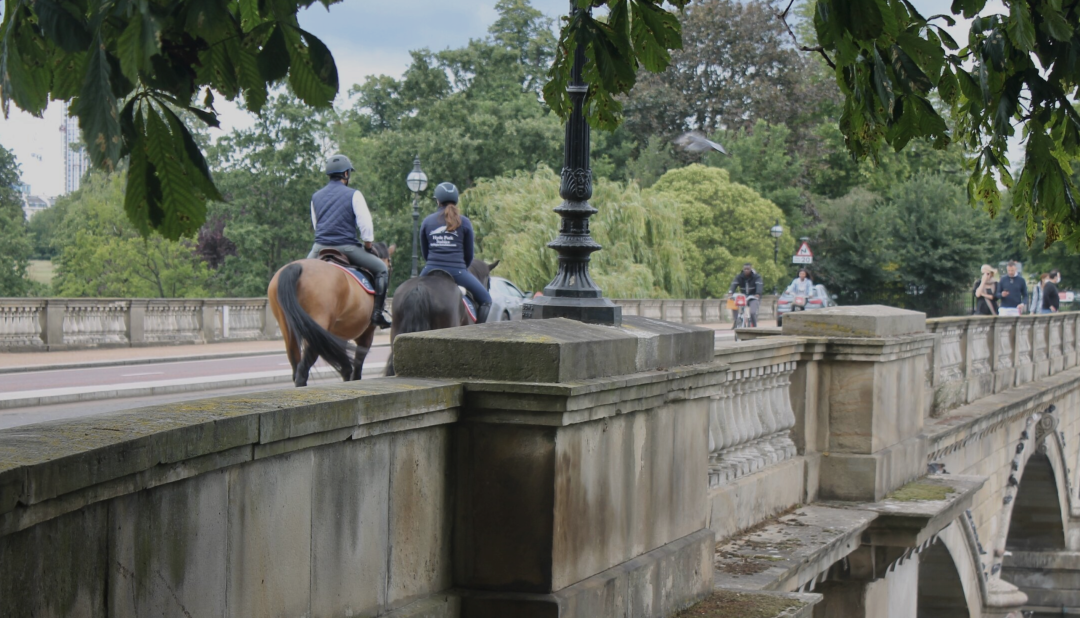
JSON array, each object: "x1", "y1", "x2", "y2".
[{"x1": 121, "y1": 371, "x2": 164, "y2": 377}]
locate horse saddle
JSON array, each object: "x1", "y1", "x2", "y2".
[
  {"x1": 318, "y1": 249, "x2": 376, "y2": 294},
  {"x1": 423, "y1": 268, "x2": 477, "y2": 321}
]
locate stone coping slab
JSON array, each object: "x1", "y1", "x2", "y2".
[
  {"x1": 822, "y1": 474, "x2": 986, "y2": 549},
  {"x1": 458, "y1": 361, "x2": 729, "y2": 426},
  {"x1": 686, "y1": 589, "x2": 821, "y2": 618},
  {"x1": 713, "y1": 505, "x2": 877, "y2": 593},
  {"x1": 393, "y1": 317, "x2": 714, "y2": 383},
  {"x1": 0, "y1": 378, "x2": 461, "y2": 516},
  {"x1": 924, "y1": 366, "x2": 1080, "y2": 460},
  {"x1": 782, "y1": 305, "x2": 926, "y2": 338}
]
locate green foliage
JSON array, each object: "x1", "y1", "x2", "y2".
[
  {"x1": 337, "y1": 2, "x2": 566, "y2": 288},
  {"x1": 27, "y1": 199, "x2": 69, "y2": 260},
  {"x1": 648, "y1": 165, "x2": 792, "y2": 297},
  {"x1": 51, "y1": 173, "x2": 212, "y2": 298},
  {"x1": 0, "y1": 144, "x2": 34, "y2": 296},
  {"x1": 811, "y1": 174, "x2": 994, "y2": 302},
  {"x1": 811, "y1": 0, "x2": 1080, "y2": 247},
  {"x1": 464, "y1": 166, "x2": 691, "y2": 298},
  {"x1": 623, "y1": 0, "x2": 838, "y2": 143},
  {"x1": 0, "y1": 0, "x2": 341, "y2": 239},
  {"x1": 707, "y1": 121, "x2": 805, "y2": 223},
  {"x1": 206, "y1": 93, "x2": 328, "y2": 296},
  {"x1": 546, "y1": 0, "x2": 690, "y2": 130}
]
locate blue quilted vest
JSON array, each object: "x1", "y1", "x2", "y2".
[{"x1": 312, "y1": 181, "x2": 358, "y2": 246}]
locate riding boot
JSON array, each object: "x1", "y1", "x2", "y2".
[
  {"x1": 371, "y1": 272, "x2": 392, "y2": 329},
  {"x1": 476, "y1": 303, "x2": 491, "y2": 324}
]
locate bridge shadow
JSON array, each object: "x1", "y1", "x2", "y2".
[{"x1": 917, "y1": 540, "x2": 972, "y2": 618}]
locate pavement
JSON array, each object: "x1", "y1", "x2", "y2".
[{"x1": 0, "y1": 320, "x2": 769, "y2": 429}]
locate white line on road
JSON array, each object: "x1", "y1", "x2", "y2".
[{"x1": 120, "y1": 371, "x2": 164, "y2": 377}]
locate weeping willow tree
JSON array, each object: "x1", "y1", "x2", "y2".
[{"x1": 464, "y1": 166, "x2": 691, "y2": 299}]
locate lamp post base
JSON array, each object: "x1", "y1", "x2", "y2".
[{"x1": 523, "y1": 295, "x2": 622, "y2": 325}]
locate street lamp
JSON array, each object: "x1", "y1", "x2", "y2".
[
  {"x1": 406, "y1": 155, "x2": 428, "y2": 277},
  {"x1": 522, "y1": 1, "x2": 621, "y2": 325},
  {"x1": 770, "y1": 220, "x2": 783, "y2": 295}
]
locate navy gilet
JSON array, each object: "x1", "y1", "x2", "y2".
[{"x1": 312, "y1": 181, "x2": 358, "y2": 246}]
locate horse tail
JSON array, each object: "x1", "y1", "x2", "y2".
[
  {"x1": 276, "y1": 263, "x2": 352, "y2": 374},
  {"x1": 394, "y1": 284, "x2": 433, "y2": 336},
  {"x1": 383, "y1": 283, "x2": 432, "y2": 377}
]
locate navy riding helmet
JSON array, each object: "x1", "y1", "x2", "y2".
[{"x1": 434, "y1": 182, "x2": 459, "y2": 205}]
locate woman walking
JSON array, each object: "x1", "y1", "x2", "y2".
[{"x1": 974, "y1": 265, "x2": 998, "y2": 316}]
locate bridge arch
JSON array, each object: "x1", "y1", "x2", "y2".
[{"x1": 918, "y1": 522, "x2": 982, "y2": 618}]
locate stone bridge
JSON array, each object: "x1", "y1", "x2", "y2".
[{"x1": 1, "y1": 307, "x2": 1078, "y2": 618}]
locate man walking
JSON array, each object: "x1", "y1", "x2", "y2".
[
  {"x1": 996, "y1": 261, "x2": 1028, "y2": 316},
  {"x1": 1043, "y1": 270, "x2": 1061, "y2": 313}
]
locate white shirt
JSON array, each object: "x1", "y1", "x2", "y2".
[{"x1": 310, "y1": 189, "x2": 375, "y2": 243}]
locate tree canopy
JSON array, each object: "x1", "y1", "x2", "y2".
[
  {"x1": 0, "y1": 0, "x2": 690, "y2": 239},
  {"x1": 649, "y1": 164, "x2": 793, "y2": 297},
  {"x1": 0, "y1": 144, "x2": 34, "y2": 296},
  {"x1": 465, "y1": 165, "x2": 691, "y2": 298},
  {"x1": 806, "y1": 0, "x2": 1080, "y2": 247}
]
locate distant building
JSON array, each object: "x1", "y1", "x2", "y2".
[
  {"x1": 60, "y1": 102, "x2": 89, "y2": 194},
  {"x1": 22, "y1": 194, "x2": 53, "y2": 220}
]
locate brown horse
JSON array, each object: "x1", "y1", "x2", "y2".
[
  {"x1": 268, "y1": 243, "x2": 394, "y2": 386},
  {"x1": 384, "y1": 259, "x2": 498, "y2": 376}
]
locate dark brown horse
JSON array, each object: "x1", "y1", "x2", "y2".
[
  {"x1": 384, "y1": 259, "x2": 498, "y2": 376},
  {"x1": 268, "y1": 243, "x2": 394, "y2": 386}
]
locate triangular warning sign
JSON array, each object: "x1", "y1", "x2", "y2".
[{"x1": 796, "y1": 242, "x2": 813, "y2": 257}]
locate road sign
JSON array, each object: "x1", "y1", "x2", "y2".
[{"x1": 792, "y1": 241, "x2": 813, "y2": 264}]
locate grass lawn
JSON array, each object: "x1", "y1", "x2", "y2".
[{"x1": 27, "y1": 260, "x2": 55, "y2": 286}]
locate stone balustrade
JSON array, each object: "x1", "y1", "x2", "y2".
[
  {"x1": 0, "y1": 298, "x2": 280, "y2": 350},
  {"x1": 0, "y1": 296, "x2": 778, "y2": 350},
  {"x1": 613, "y1": 295, "x2": 778, "y2": 324},
  {"x1": 708, "y1": 341, "x2": 799, "y2": 487},
  {"x1": 926, "y1": 313, "x2": 1080, "y2": 417}
]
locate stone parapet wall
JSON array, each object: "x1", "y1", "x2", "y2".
[{"x1": 0, "y1": 297, "x2": 281, "y2": 350}]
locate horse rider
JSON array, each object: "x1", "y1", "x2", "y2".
[
  {"x1": 306, "y1": 154, "x2": 392, "y2": 329},
  {"x1": 419, "y1": 182, "x2": 491, "y2": 323}
]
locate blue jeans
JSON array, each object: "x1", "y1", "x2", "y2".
[{"x1": 421, "y1": 266, "x2": 491, "y2": 305}]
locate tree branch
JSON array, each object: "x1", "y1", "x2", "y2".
[{"x1": 775, "y1": 3, "x2": 836, "y2": 69}]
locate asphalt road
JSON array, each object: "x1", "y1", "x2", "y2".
[{"x1": 0, "y1": 346, "x2": 390, "y2": 393}]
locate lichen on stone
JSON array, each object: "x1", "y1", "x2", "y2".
[
  {"x1": 887, "y1": 482, "x2": 954, "y2": 502},
  {"x1": 675, "y1": 590, "x2": 805, "y2": 618}
]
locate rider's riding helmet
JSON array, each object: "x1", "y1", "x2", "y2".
[
  {"x1": 434, "y1": 182, "x2": 459, "y2": 205},
  {"x1": 325, "y1": 154, "x2": 354, "y2": 176}
]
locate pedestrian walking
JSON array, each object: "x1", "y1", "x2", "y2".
[
  {"x1": 973, "y1": 265, "x2": 998, "y2": 315},
  {"x1": 996, "y1": 261, "x2": 1028, "y2": 316},
  {"x1": 1042, "y1": 270, "x2": 1061, "y2": 314},
  {"x1": 1031, "y1": 273, "x2": 1047, "y2": 314}
]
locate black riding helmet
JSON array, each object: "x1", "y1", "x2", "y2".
[
  {"x1": 434, "y1": 182, "x2": 459, "y2": 205},
  {"x1": 325, "y1": 154, "x2": 354, "y2": 176}
]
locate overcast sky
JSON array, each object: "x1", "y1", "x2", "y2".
[{"x1": 0, "y1": 0, "x2": 997, "y2": 198}]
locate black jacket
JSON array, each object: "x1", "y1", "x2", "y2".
[
  {"x1": 1043, "y1": 280, "x2": 1060, "y2": 311},
  {"x1": 730, "y1": 271, "x2": 764, "y2": 296}
]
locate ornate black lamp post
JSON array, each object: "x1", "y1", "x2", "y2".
[
  {"x1": 406, "y1": 155, "x2": 428, "y2": 277},
  {"x1": 770, "y1": 220, "x2": 783, "y2": 295},
  {"x1": 523, "y1": 2, "x2": 621, "y2": 325}
]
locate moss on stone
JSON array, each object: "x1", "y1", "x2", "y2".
[
  {"x1": 887, "y1": 482, "x2": 954, "y2": 502},
  {"x1": 675, "y1": 591, "x2": 805, "y2": 618}
]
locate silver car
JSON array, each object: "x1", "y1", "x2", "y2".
[
  {"x1": 776, "y1": 283, "x2": 837, "y2": 326},
  {"x1": 488, "y1": 276, "x2": 531, "y2": 321}
]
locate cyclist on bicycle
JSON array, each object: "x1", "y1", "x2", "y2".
[{"x1": 729, "y1": 263, "x2": 764, "y2": 327}]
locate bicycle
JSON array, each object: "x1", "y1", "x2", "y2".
[{"x1": 728, "y1": 293, "x2": 759, "y2": 329}]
